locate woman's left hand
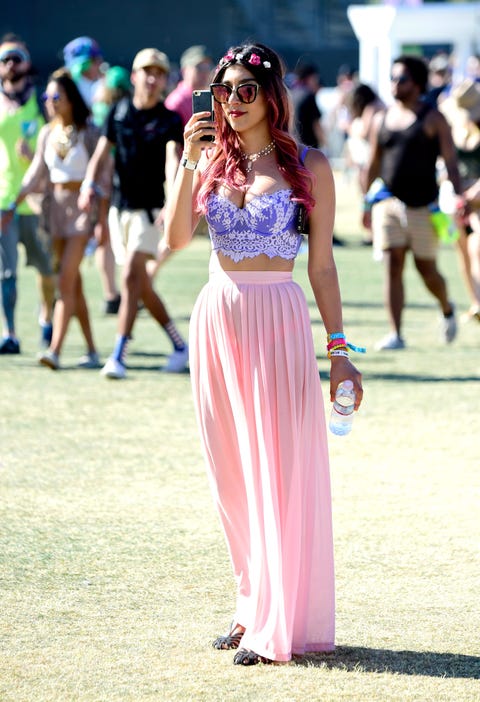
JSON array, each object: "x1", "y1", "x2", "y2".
[{"x1": 329, "y1": 356, "x2": 363, "y2": 410}]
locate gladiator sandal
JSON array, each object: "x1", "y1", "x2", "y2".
[
  {"x1": 233, "y1": 648, "x2": 272, "y2": 666},
  {"x1": 212, "y1": 622, "x2": 245, "y2": 650}
]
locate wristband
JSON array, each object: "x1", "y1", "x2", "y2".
[
  {"x1": 80, "y1": 180, "x2": 96, "y2": 193},
  {"x1": 6, "y1": 202, "x2": 17, "y2": 212},
  {"x1": 181, "y1": 157, "x2": 198, "y2": 171},
  {"x1": 80, "y1": 180, "x2": 105, "y2": 198}
]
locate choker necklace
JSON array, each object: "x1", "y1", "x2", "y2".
[{"x1": 240, "y1": 140, "x2": 275, "y2": 173}]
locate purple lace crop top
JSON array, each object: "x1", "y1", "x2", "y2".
[{"x1": 205, "y1": 189, "x2": 303, "y2": 262}]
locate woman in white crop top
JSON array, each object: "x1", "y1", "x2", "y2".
[
  {"x1": 13, "y1": 69, "x2": 106, "y2": 370},
  {"x1": 165, "y1": 43, "x2": 363, "y2": 666}
]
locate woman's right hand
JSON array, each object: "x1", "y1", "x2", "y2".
[{"x1": 182, "y1": 111, "x2": 216, "y2": 162}]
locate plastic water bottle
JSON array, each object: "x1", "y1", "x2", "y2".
[
  {"x1": 329, "y1": 380, "x2": 356, "y2": 436},
  {"x1": 428, "y1": 204, "x2": 459, "y2": 244}
]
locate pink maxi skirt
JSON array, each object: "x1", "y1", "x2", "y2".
[{"x1": 189, "y1": 254, "x2": 335, "y2": 662}]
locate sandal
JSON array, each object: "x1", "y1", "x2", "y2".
[
  {"x1": 233, "y1": 648, "x2": 272, "y2": 666},
  {"x1": 212, "y1": 622, "x2": 245, "y2": 650}
]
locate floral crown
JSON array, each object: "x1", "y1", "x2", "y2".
[{"x1": 218, "y1": 50, "x2": 272, "y2": 71}]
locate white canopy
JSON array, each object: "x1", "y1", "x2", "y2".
[{"x1": 347, "y1": 2, "x2": 480, "y2": 103}]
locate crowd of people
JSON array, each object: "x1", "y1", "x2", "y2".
[{"x1": 1, "y1": 34, "x2": 479, "y2": 370}]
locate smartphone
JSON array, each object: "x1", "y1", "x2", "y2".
[{"x1": 192, "y1": 89, "x2": 215, "y2": 142}]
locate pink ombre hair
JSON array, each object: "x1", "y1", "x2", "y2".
[{"x1": 197, "y1": 43, "x2": 315, "y2": 215}]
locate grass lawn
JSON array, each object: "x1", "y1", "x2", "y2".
[{"x1": 0, "y1": 174, "x2": 479, "y2": 701}]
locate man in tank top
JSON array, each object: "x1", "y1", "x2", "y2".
[
  {"x1": 364, "y1": 55, "x2": 463, "y2": 350},
  {"x1": 0, "y1": 35, "x2": 54, "y2": 354}
]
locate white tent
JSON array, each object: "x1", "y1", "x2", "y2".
[{"x1": 347, "y1": 2, "x2": 480, "y2": 103}]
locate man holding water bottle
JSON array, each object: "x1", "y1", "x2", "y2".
[{"x1": 0, "y1": 35, "x2": 54, "y2": 354}]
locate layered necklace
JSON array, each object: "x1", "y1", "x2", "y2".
[
  {"x1": 240, "y1": 140, "x2": 275, "y2": 173},
  {"x1": 51, "y1": 122, "x2": 78, "y2": 160}
]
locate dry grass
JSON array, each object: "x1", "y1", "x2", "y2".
[{"x1": 0, "y1": 174, "x2": 479, "y2": 701}]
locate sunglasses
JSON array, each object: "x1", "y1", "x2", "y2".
[
  {"x1": 0, "y1": 54, "x2": 23, "y2": 65},
  {"x1": 211, "y1": 82, "x2": 260, "y2": 104},
  {"x1": 390, "y1": 74, "x2": 411, "y2": 84},
  {"x1": 42, "y1": 92, "x2": 61, "y2": 102}
]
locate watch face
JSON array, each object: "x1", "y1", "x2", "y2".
[{"x1": 182, "y1": 158, "x2": 197, "y2": 170}]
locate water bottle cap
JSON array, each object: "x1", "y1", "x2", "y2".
[{"x1": 342, "y1": 380, "x2": 354, "y2": 390}]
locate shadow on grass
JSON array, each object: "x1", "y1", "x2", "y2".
[
  {"x1": 307, "y1": 300, "x2": 436, "y2": 313},
  {"x1": 296, "y1": 646, "x2": 480, "y2": 679},
  {"x1": 360, "y1": 372, "x2": 479, "y2": 383},
  {"x1": 317, "y1": 363, "x2": 479, "y2": 384}
]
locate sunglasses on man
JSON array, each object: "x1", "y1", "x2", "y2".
[
  {"x1": 0, "y1": 53, "x2": 24, "y2": 65},
  {"x1": 390, "y1": 74, "x2": 411, "y2": 84}
]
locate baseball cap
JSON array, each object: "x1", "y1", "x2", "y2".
[
  {"x1": 63, "y1": 36, "x2": 102, "y2": 68},
  {"x1": 132, "y1": 48, "x2": 169, "y2": 73},
  {"x1": 180, "y1": 45, "x2": 212, "y2": 69}
]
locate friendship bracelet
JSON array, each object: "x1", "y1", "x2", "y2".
[
  {"x1": 327, "y1": 339, "x2": 346, "y2": 351},
  {"x1": 346, "y1": 341, "x2": 367, "y2": 353},
  {"x1": 326, "y1": 332, "x2": 367, "y2": 354}
]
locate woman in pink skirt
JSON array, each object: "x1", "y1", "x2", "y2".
[{"x1": 165, "y1": 43, "x2": 363, "y2": 665}]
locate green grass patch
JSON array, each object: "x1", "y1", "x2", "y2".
[{"x1": 1, "y1": 175, "x2": 479, "y2": 701}]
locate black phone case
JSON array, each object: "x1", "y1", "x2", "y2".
[{"x1": 192, "y1": 90, "x2": 215, "y2": 142}]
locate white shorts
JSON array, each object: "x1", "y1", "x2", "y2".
[{"x1": 108, "y1": 207, "x2": 161, "y2": 266}]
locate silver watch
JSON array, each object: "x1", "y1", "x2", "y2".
[{"x1": 181, "y1": 157, "x2": 198, "y2": 171}]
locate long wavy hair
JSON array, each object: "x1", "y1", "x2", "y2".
[
  {"x1": 48, "y1": 67, "x2": 90, "y2": 129},
  {"x1": 197, "y1": 42, "x2": 315, "y2": 213}
]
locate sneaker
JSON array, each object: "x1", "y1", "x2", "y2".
[
  {"x1": 0, "y1": 336, "x2": 20, "y2": 354},
  {"x1": 440, "y1": 303, "x2": 457, "y2": 344},
  {"x1": 78, "y1": 351, "x2": 101, "y2": 369},
  {"x1": 375, "y1": 333, "x2": 406, "y2": 351},
  {"x1": 163, "y1": 345, "x2": 189, "y2": 373},
  {"x1": 101, "y1": 356, "x2": 126, "y2": 379},
  {"x1": 40, "y1": 322, "x2": 53, "y2": 348},
  {"x1": 38, "y1": 349, "x2": 59, "y2": 370},
  {"x1": 460, "y1": 306, "x2": 480, "y2": 324},
  {"x1": 104, "y1": 295, "x2": 121, "y2": 315}
]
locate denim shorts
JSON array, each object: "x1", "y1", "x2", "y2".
[{"x1": 0, "y1": 213, "x2": 53, "y2": 279}]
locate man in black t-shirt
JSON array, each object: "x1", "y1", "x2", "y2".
[
  {"x1": 79, "y1": 48, "x2": 188, "y2": 379},
  {"x1": 291, "y1": 64, "x2": 325, "y2": 149}
]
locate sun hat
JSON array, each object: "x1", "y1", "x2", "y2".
[{"x1": 132, "y1": 48, "x2": 169, "y2": 73}]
